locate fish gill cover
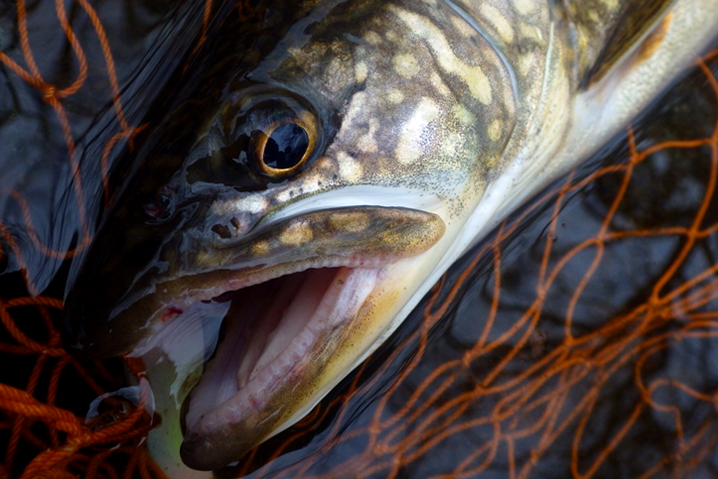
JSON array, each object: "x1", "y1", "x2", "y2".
[{"x1": 0, "y1": 0, "x2": 718, "y2": 478}]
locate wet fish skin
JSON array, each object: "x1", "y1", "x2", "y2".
[{"x1": 61, "y1": 0, "x2": 718, "y2": 473}]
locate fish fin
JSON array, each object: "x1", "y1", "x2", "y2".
[{"x1": 558, "y1": 0, "x2": 677, "y2": 89}]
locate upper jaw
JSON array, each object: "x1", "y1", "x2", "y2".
[
  {"x1": 65, "y1": 205, "x2": 445, "y2": 359},
  {"x1": 138, "y1": 205, "x2": 444, "y2": 335}
]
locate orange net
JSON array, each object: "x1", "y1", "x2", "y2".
[{"x1": 1, "y1": 0, "x2": 717, "y2": 478}]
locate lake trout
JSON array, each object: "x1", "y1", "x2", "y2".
[{"x1": 62, "y1": 0, "x2": 718, "y2": 473}]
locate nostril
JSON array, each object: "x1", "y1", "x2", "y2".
[
  {"x1": 230, "y1": 217, "x2": 242, "y2": 231},
  {"x1": 143, "y1": 187, "x2": 175, "y2": 222},
  {"x1": 211, "y1": 224, "x2": 232, "y2": 239}
]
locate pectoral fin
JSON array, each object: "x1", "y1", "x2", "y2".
[{"x1": 559, "y1": 0, "x2": 677, "y2": 88}]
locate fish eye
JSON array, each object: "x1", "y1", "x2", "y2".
[
  {"x1": 254, "y1": 121, "x2": 311, "y2": 172},
  {"x1": 196, "y1": 86, "x2": 325, "y2": 186},
  {"x1": 228, "y1": 87, "x2": 321, "y2": 180}
]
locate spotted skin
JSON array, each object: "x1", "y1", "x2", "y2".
[
  {"x1": 62, "y1": 0, "x2": 718, "y2": 472},
  {"x1": 217, "y1": 0, "x2": 519, "y2": 227}
]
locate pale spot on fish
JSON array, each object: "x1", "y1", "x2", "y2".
[
  {"x1": 364, "y1": 31, "x2": 382, "y2": 45},
  {"x1": 488, "y1": 119, "x2": 503, "y2": 142},
  {"x1": 387, "y1": 89, "x2": 404, "y2": 104},
  {"x1": 391, "y1": 7, "x2": 492, "y2": 104},
  {"x1": 440, "y1": 131, "x2": 463, "y2": 158},
  {"x1": 218, "y1": 196, "x2": 268, "y2": 216},
  {"x1": 252, "y1": 240, "x2": 270, "y2": 257},
  {"x1": 342, "y1": 91, "x2": 368, "y2": 131},
  {"x1": 395, "y1": 97, "x2": 441, "y2": 165},
  {"x1": 518, "y1": 53, "x2": 535, "y2": 77},
  {"x1": 355, "y1": 60, "x2": 368, "y2": 83},
  {"x1": 514, "y1": 0, "x2": 536, "y2": 15},
  {"x1": 450, "y1": 15, "x2": 477, "y2": 38},
  {"x1": 485, "y1": 154, "x2": 501, "y2": 168},
  {"x1": 452, "y1": 104, "x2": 476, "y2": 126},
  {"x1": 393, "y1": 53, "x2": 420, "y2": 79},
  {"x1": 329, "y1": 212, "x2": 369, "y2": 233},
  {"x1": 430, "y1": 72, "x2": 451, "y2": 98},
  {"x1": 337, "y1": 152, "x2": 363, "y2": 182},
  {"x1": 577, "y1": 29, "x2": 590, "y2": 53},
  {"x1": 287, "y1": 46, "x2": 301, "y2": 59},
  {"x1": 279, "y1": 222, "x2": 313, "y2": 247},
  {"x1": 519, "y1": 22, "x2": 542, "y2": 43},
  {"x1": 275, "y1": 189, "x2": 294, "y2": 203},
  {"x1": 358, "y1": 118, "x2": 379, "y2": 154},
  {"x1": 326, "y1": 56, "x2": 351, "y2": 94},
  {"x1": 300, "y1": 172, "x2": 322, "y2": 191},
  {"x1": 479, "y1": 4, "x2": 514, "y2": 44}
]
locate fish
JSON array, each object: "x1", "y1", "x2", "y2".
[{"x1": 61, "y1": 0, "x2": 718, "y2": 473}]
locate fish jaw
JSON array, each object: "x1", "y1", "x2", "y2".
[
  {"x1": 174, "y1": 234, "x2": 459, "y2": 471},
  {"x1": 64, "y1": 205, "x2": 444, "y2": 357},
  {"x1": 99, "y1": 205, "x2": 447, "y2": 471}
]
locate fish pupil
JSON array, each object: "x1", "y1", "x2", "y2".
[{"x1": 263, "y1": 123, "x2": 309, "y2": 169}]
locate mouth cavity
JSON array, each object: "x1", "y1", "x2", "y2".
[
  {"x1": 178, "y1": 262, "x2": 380, "y2": 470},
  {"x1": 186, "y1": 264, "x2": 377, "y2": 428}
]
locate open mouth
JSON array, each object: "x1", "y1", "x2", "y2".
[
  {"x1": 181, "y1": 263, "x2": 382, "y2": 460},
  {"x1": 176, "y1": 250, "x2": 397, "y2": 471}
]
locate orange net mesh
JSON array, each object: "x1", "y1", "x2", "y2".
[{"x1": 1, "y1": 0, "x2": 717, "y2": 477}]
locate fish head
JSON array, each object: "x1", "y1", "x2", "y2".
[{"x1": 63, "y1": 0, "x2": 515, "y2": 471}]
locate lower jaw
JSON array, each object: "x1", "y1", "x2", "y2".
[{"x1": 180, "y1": 265, "x2": 381, "y2": 466}]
